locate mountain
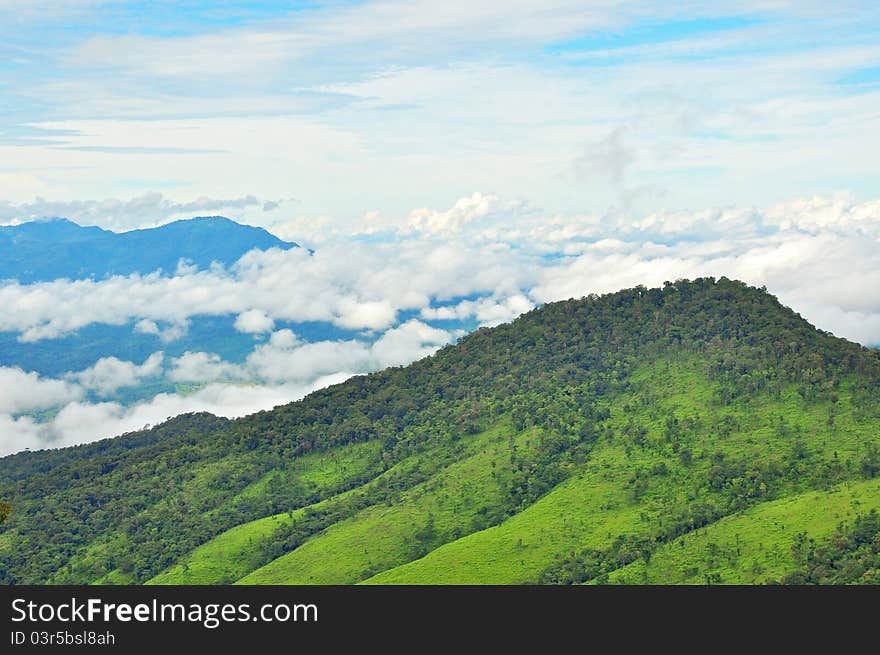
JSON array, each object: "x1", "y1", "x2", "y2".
[
  {"x1": 1, "y1": 278, "x2": 879, "y2": 585},
  {"x1": 0, "y1": 216, "x2": 297, "y2": 283}
]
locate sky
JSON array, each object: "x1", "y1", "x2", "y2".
[
  {"x1": 1, "y1": 1, "x2": 879, "y2": 455},
  {"x1": 1, "y1": 1, "x2": 878, "y2": 220}
]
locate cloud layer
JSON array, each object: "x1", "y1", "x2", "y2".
[
  {"x1": 1, "y1": 192, "x2": 879, "y2": 456},
  {"x1": 0, "y1": 192, "x2": 282, "y2": 231},
  {"x1": 3, "y1": 4, "x2": 878, "y2": 221}
]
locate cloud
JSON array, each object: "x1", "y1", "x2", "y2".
[
  {"x1": 267, "y1": 328, "x2": 298, "y2": 349},
  {"x1": 174, "y1": 318, "x2": 454, "y2": 386},
  {"x1": 69, "y1": 352, "x2": 164, "y2": 395},
  {"x1": 403, "y1": 192, "x2": 499, "y2": 236},
  {"x1": 8, "y1": 27, "x2": 880, "y2": 222},
  {"x1": 334, "y1": 299, "x2": 398, "y2": 331},
  {"x1": 422, "y1": 294, "x2": 536, "y2": 328},
  {"x1": 0, "y1": 318, "x2": 457, "y2": 454},
  {"x1": 234, "y1": 309, "x2": 275, "y2": 334},
  {"x1": 134, "y1": 318, "x2": 160, "y2": 335},
  {"x1": 2, "y1": 3, "x2": 878, "y2": 232},
  {"x1": 0, "y1": 367, "x2": 82, "y2": 414},
  {"x1": 65, "y1": 1, "x2": 624, "y2": 79},
  {"x1": 0, "y1": 1, "x2": 110, "y2": 12},
  {"x1": 371, "y1": 319, "x2": 454, "y2": 367},
  {"x1": 133, "y1": 318, "x2": 188, "y2": 343},
  {"x1": 2, "y1": 191, "x2": 880, "y2": 457},
  {"x1": 168, "y1": 352, "x2": 243, "y2": 384},
  {"x1": 246, "y1": 336, "x2": 370, "y2": 384},
  {"x1": 0, "y1": 192, "x2": 277, "y2": 231},
  {"x1": 2, "y1": 193, "x2": 880, "y2": 349},
  {"x1": 0, "y1": 373, "x2": 353, "y2": 456},
  {"x1": 0, "y1": 174, "x2": 48, "y2": 201},
  {"x1": 575, "y1": 127, "x2": 635, "y2": 186}
]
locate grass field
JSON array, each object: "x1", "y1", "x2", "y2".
[
  {"x1": 238, "y1": 425, "x2": 527, "y2": 583},
  {"x1": 365, "y1": 358, "x2": 880, "y2": 584},
  {"x1": 608, "y1": 478, "x2": 880, "y2": 584}
]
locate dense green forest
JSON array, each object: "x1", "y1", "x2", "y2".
[{"x1": 1, "y1": 277, "x2": 879, "y2": 585}]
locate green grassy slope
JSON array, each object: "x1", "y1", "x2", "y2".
[
  {"x1": 2, "y1": 278, "x2": 878, "y2": 585},
  {"x1": 608, "y1": 478, "x2": 880, "y2": 584},
  {"x1": 363, "y1": 450, "x2": 645, "y2": 584},
  {"x1": 238, "y1": 425, "x2": 527, "y2": 584},
  {"x1": 146, "y1": 442, "x2": 381, "y2": 585},
  {"x1": 363, "y1": 359, "x2": 880, "y2": 584},
  {"x1": 148, "y1": 511, "x2": 298, "y2": 585},
  {"x1": 81, "y1": 441, "x2": 385, "y2": 585}
]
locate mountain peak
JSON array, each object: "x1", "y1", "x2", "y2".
[
  {"x1": 2, "y1": 277, "x2": 878, "y2": 585},
  {"x1": 0, "y1": 216, "x2": 299, "y2": 283},
  {"x1": 140, "y1": 215, "x2": 239, "y2": 230}
]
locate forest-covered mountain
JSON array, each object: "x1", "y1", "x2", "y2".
[
  {"x1": 0, "y1": 216, "x2": 297, "y2": 283},
  {"x1": 0, "y1": 215, "x2": 305, "y2": 385},
  {"x1": 1, "y1": 278, "x2": 879, "y2": 585}
]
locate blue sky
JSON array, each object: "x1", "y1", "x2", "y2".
[{"x1": 1, "y1": 1, "x2": 878, "y2": 226}]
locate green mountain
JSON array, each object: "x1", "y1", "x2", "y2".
[
  {"x1": 0, "y1": 216, "x2": 297, "y2": 283},
  {"x1": 1, "y1": 278, "x2": 879, "y2": 585}
]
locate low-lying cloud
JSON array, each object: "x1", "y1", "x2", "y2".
[
  {"x1": 69, "y1": 352, "x2": 164, "y2": 396},
  {"x1": 1, "y1": 192, "x2": 879, "y2": 457},
  {"x1": 0, "y1": 319, "x2": 458, "y2": 456},
  {"x1": 0, "y1": 367, "x2": 82, "y2": 414},
  {"x1": 0, "y1": 192, "x2": 282, "y2": 232},
  {"x1": 0, "y1": 374, "x2": 352, "y2": 456}
]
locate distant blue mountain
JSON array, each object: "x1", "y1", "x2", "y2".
[{"x1": 0, "y1": 216, "x2": 298, "y2": 283}]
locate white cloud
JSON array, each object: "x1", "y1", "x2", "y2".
[
  {"x1": 70, "y1": 352, "x2": 164, "y2": 395},
  {"x1": 234, "y1": 309, "x2": 275, "y2": 334},
  {"x1": 422, "y1": 295, "x2": 536, "y2": 328},
  {"x1": 0, "y1": 319, "x2": 455, "y2": 455},
  {"x1": 2, "y1": 193, "x2": 880, "y2": 348},
  {"x1": 65, "y1": 1, "x2": 624, "y2": 79},
  {"x1": 371, "y1": 319, "x2": 453, "y2": 367},
  {"x1": 0, "y1": 192, "x2": 275, "y2": 232},
  {"x1": 403, "y1": 192, "x2": 498, "y2": 236},
  {"x1": 134, "y1": 318, "x2": 160, "y2": 335},
  {"x1": 0, "y1": 174, "x2": 48, "y2": 203},
  {"x1": 0, "y1": 374, "x2": 353, "y2": 457},
  {"x1": 171, "y1": 319, "x2": 453, "y2": 388},
  {"x1": 158, "y1": 321, "x2": 189, "y2": 344},
  {"x1": 268, "y1": 328, "x2": 298, "y2": 349},
  {"x1": 134, "y1": 318, "x2": 189, "y2": 343},
  {"x1": 0, "y1": 413, "x2": 46, "y2": 454},
  {"x1": 168, "y1": 352, "x2": 244, "y2": 384},
  {"x1": 246, "y1": 338, "x2": 371, "y2": 384},
  {"x1": 1, "y1": 3, "x2": 877, "y2": 230},
  {"x1": 334, "y1": 299, "x2": 397, "y2": 331},
  {"x1": 0, "y1": 367, "x2": 82, "y2": 414},
  {"x1": 2, "y1": 191, "x2": 880, "y2": 457}
]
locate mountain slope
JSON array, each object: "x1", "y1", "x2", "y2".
[
  {"x1": 1, "y1": 277, "x2": 878, "y2": 585},
  {"x1": 364, "y1": 357, "x2": 877, "y2": 584},
  {"x1": 0, "y1": 216, "x2": 297, "y2": 283}
]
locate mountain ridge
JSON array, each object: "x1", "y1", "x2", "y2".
[{"x1": 0, "y1": 215, "x2": 298, "y2": 283}]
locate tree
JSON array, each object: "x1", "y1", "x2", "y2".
[
  {"x1": 859, "y1": 443, "x2": 880, "y2": 479},
  {"x1": 0, "y1": 501, "x2": 10, "y2": 525}
]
